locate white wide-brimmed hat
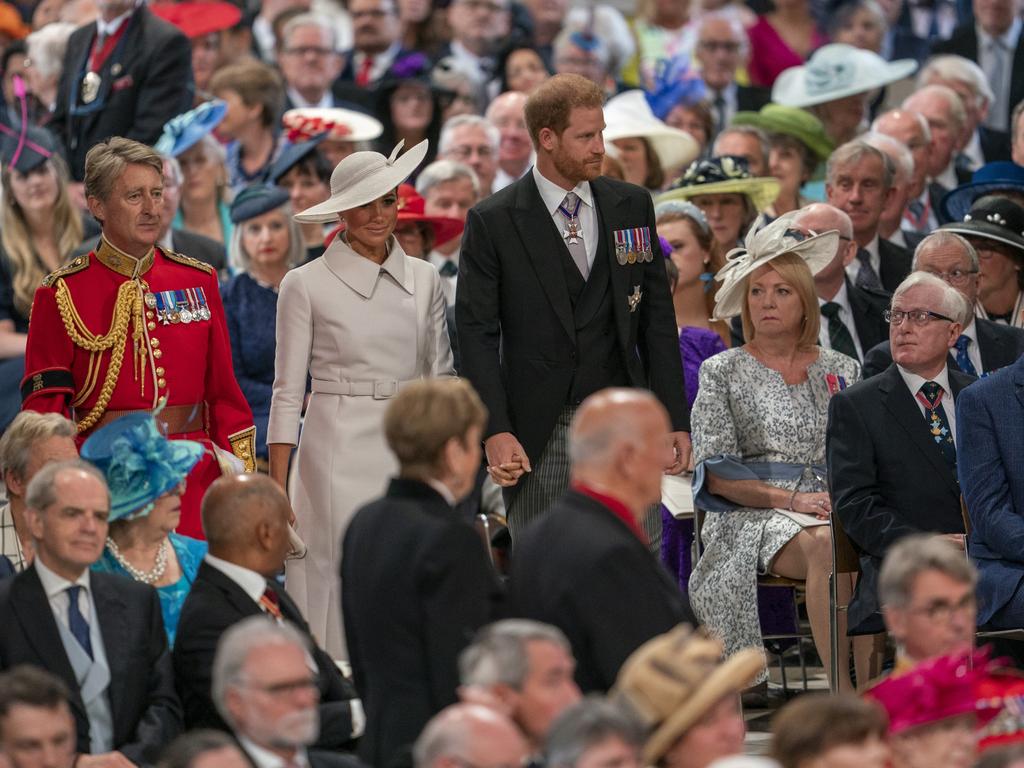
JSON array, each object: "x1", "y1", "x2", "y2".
[
  {"x1": 604, "y1": 90, "x2": 700, "y2": 174},
  {"x1": 712, "y1": 212, "x2": 839, "y2": 320},
  {"x1": 294, "y1": 139, "x2": 429, "y2": 223},
  {"x1": 282, "y1": 107, "x2": 384, "y2": 143},
  {"x1": 772, "y1": 43, "x2": 918, "y2": 109}
]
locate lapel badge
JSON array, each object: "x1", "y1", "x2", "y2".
[
  {"x1": 628, "y1": 285, "x2": 643, "y2": 313},
  {"x1": 111, "y1": 62, "x2": 123, "y2": 76}
]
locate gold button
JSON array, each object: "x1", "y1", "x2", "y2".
[
  {"x1": 156, "y1": 367, "x2": 165, "y2": 376},
  {"x1": 157, "y1": 378, "x2": 167, "y2": 388},
  {"x1": 146, "y1": 311, "x2": 155, "y2": 319},
  {"x1": 153, "y1": 349, "x2": 163, "y2": 359},
  {"x1": 147, "y1": 322, "x2": 156, "y2": 331},
  {"x1": 151, "y1": 338, "x2": 160, "y2": 348}
]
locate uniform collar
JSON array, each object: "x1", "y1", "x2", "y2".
[
  {"x1": 322, "y1": 235, "x2": 412, "y2": 298},
  {"x1": 95, "y1": 236, "x2": 155, "y2": 279}
]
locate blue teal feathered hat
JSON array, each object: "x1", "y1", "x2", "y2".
[
  {"x1": 80, "y1": 412, "x2": 205, "y2": 521},
  {"x1": 155, "y1": 99, "x2": 227, "y2": 158},
  {"x1": 644, "y1": 55, "x2": 707, "y2": 122}
]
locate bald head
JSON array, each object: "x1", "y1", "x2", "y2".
[
  {"x1": 795, "y1": 204, "x2": 856, "y2": 297},
  {"x1": 902, "y1": 86, "x2": 966, "y2": 178},
  {"x1": 872, "y1": 109, "x2": 931, "y2": 197},
  {"x1": 201, "y1": 474, "x2": 293, "y2": 573},
  {"x1": 794, "y1": 203, "x2": 852, "y2": 239},
  {"x1": 414, "y1": 704, "x2": 530, "y2": 768}
]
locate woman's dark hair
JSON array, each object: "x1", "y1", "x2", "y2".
[
  {"x1": 374, "y1": 55, "x2": 444, "y2": 174},
  {"x1": 771, "y1": 694, "x2": 888, "y2": 768},
  {"x1": 292, "y1": 148, "x2": 334, "y2": 185},
  {"x1": 497, "y1": 43, "x2": 552, "y2": 93},
  {"x1": 769, "y1": 133, "x2": 818, "y2": 181}
]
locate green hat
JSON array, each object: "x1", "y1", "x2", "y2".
[{"x1": 732, "y1": 104, "x2": 834, "y2": 162}]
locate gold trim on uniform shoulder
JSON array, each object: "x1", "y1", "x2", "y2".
[
  {"x1": 161, "y1": 248, "x2": 214, "y2": 275},
  {"x1": 41, "y1": 254, "x2": 91, "y2": 288},
  {"x1": 228, "y1": 425, "x2": 257, "y2": 473}
]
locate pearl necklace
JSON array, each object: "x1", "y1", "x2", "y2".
[{"x1": 105, "y1": 536, "x2": 169, "y2": 584}]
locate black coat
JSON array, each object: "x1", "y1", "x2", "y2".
[
  {"x1": 878, "y1": 238, "x2": 913, "y2": 293},
  {"x1": 0, "y1": 566, "x2": 181, "y2": 764},
  {"x1": 342, "y1": 478, "x2": 505, "y2": 768},
  {"x1": 826, "y1": 365, "x2": 975, "y2": 634},
  {"x1": 509, "y1": 489, "x2": 695, "y2": 693},
  {"x1": 50, "y1": 6, "x2": 193, "y2": 180},
  {"x1": 173, "y1": 562, "x2": 358, "y2": 748},
  {"x1": 456, "y1": 174, "x2": 689, "y2": 489},
  {"x1": 862, "y1": 318, "x2": 1024, "y2": 378}
]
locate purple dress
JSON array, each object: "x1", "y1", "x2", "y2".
[{"x1": 661, "y1": 327, "x2": 726, "y2": 591}]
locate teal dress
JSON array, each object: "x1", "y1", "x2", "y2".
[{"x1": 93, "y1": 532, "x2": 207, "y2": 648}]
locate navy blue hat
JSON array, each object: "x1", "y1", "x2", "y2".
[
  {"x1": 155, "y1": 99, "x2": 227, "y2": 158},
  {"x1": 230, "y1": 184, "x2": 290, "y2": 224},
  {"x1": 941, "y1": 162, "x2": 1024, "y2": 224},
  {"x1": 267, "y1": 133, "x2": 327, "y2": 185},
  {"x1": 0, "y1": 120, "x2": 59, "y2": 174}
]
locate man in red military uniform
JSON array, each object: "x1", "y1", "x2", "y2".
[{"x1": 21, "y1": 137, "x2": 255, "y2": 538}]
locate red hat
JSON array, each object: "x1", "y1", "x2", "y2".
[
  {"x1": 151, "y1": 1, "x2": 241, "y2": 38},
  {"x1": 325, "y1": 184, "x2": 464, "y2": 248}
]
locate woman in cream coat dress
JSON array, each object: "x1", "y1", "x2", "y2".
[{"x1": 267, "y1": 140, "x2": 455, "y2": 658}]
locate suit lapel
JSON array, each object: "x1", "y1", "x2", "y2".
[
  {"x1": 880, "y1": 365, "x2": 959, "y2": 493},
  {"x1": 199, "y1": 562, "x2": 263, "y2": 616},
  {"x1": 512, "y1": 176, "x2": 575, "y2": 341},
  {"x1": 975, "y1": 319, "x2": 1006, "y2": 372},
  {"x1": 590, "y1": 178, "x2": 637, "y2": 349},
  {"x1": 93, "y1": 576, "x2": 129, "y2": 727},
  {"x1": 846, "y1": 279, "x2": 876, "y2": 354}
]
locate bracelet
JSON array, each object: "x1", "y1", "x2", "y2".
[{"x1": 787, "y1": 488, "x2": 798, "y2": 512}]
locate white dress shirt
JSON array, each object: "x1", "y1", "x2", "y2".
[
  {"x1": 425, "y1": 478, "x2": 456, "y2": 507},
  {"x1": 286, "y1": 87, "x2": 334, "y2": 110},
  {"x1": 909, "y1": 1, "x2": 958, "y2": 40},
  {"x1": 532, "y1": 165, "x2": 598, "y2": 269},
  {"x1": 817, "y1": 282, "x2": 865, "y2": 361},
  {"x1": 897, "y1": 363, "x2": 958, "y2": 441},
  {"x1": 428, "y1": 250, "x2": 458, "y2": 307},
  {"x1": 887, "y1": 228, "x2": 908, "y2": 250},
  {"x1": 978, "y1": 18, "x2": 1022, "y2": 130},
  {"x1": 238, "y1": 737, "x2": 310, "y2": 768},
  {"x1": 95, "y1": 0, "x2": 138, "y2": 39},
  {"x1": 204, "y1": 553, "x2": 267, "y2": 604},
  {"x1": 35, "y1": 557, "x2": 92, "y2": 630}
]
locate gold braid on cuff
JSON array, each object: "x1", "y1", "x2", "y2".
[{"x1": 228, "y1": 426, "x2": 257, "y2": 473}]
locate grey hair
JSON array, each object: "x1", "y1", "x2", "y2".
[
  {"x1": 25, "y1": 459, "x2": 108, "y2": 513},
  {"x1": 25, "y1": 22, "x2": 76, "y2": 80},
  {"x1": 0, "y1": 411, "x2": 76, "y2": 482},
  {"x1": 826, "y1": 140, "x2": 894, "y2": 190},
  {"x1": 193, "y1": 133, "x2": 228, "y2": 168},
  {"x1": 912, "y1": 230, "x2": 980, "y2": 273},
  {"x1": 163, "y1": 155, "x2": 184, "y2": 187},
  {"x1": 415, "y1": 159, "x2": 480, "y2": 198},
  {"x1": 281, "y1": 12, "x2": 339, "y2": 52},
  {"x1": 871, "y1": 109, "x2": 932, "y2": 144},
  {"x1": 695, "y1": 9, "x2": 750, "y2": 57},
  {"x1": 546, "y1": 697, "x2": 644, "y2": 768},
  {"x1": 713, "y1": 125, "x2": 770, "y2": 171},
  {"x1": 861, "y1": 132, "x2": 914, "y2": 186},
  {"x1": 892, "y1": 270, "x2": 972, "y2": 326},
  {"x1": 439, "y1": 115, "x2": 500, "y2": 156},
  {"x1": 919, "y1": 54, "x2": 994, "y2": 110},
  {"x1": 228, "y1": 200, "x2": 305, "y2": 274},
  {"x1": 879, "y1": 533, "x2": 977, "y2": 609},
  {"x1": 903, "y1": 84, "x2": 967, "y2": 135},
  {"x1": 211, "y1": 616, "x2": 311, "y2": 729},
  {"x1": 459, "y1": 620, "x2": 572, "y2": 689}
]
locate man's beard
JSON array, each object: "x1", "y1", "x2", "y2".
[
  {"x1": 263, "y1": 707, "x2": 320, "y2": 749},
  {"x1": 552, "y1": 149, "x2": 603, "y2": 185}
]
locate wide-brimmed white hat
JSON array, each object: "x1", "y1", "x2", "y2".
[
  {"x1": 772, "y1": 43, "x2": 918, "y2": 109},
  {"x1": 282, "y1": 107, "x2": 383, "y2": 143},
  {"x1": 604, "y1": 90, "x2": 700, "y2": 174},
  {"x1": 712, "y1": 212, "x2": 839, "y2": 320},
  {"x1": 294, "y1": 140, "x2": 428, "y2": 223}
]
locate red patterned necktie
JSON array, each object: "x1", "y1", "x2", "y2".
[{"x1": 259, "y1": 587, "x2": 282, "y2": 620}]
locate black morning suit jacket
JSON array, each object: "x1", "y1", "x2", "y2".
[
  {"x1": 49, "y1": 5, "x2": 193, "y2": 180},
  {"x1": 862, "y1": 318, "x2": 1024, "y2": 378},
  {"x1": 509, "y1": 490, "x2": 695, "y2": 693},
  {"x1": 173, "y1": 562, "x2": 358, "y2": 749},
  {"x1": 456, "y1": 174, "x2": 689, "y2": 498},
  {"x1": 877, "y1": 238, "x2": 913, "y2": 293},
  {"x1": 342, "y1": 478, "x2": 505, "y2": 768},
  {"x1": 826, "y1": 365, "x2": 976, "y2": 634},
  {"x1": 932, "y1": 23, "x2": 1024, "y2": 134},
  {"x1": 0, "y1": 565, "x2": 181, "y2": 765}
]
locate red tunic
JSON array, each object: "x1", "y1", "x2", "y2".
[{"x1": 21, "y1": 240, "x2": 255, "y2": 537}]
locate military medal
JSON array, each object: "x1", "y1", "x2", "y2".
[
  {"x1": 144, "y1": 292, "x2": 157, "y2": 309},
  {"x1": 81, "y1": 71, "x2": 101, "y2": 104},
  {"x1": 557, "y1": 194, "x2": 584, "y2": 246},
  {"x1": 613, "y1": 230, "x2": 629, "y2": 265}
]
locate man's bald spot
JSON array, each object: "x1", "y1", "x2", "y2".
[
  {"x1": 486, "y1": 90, "x2": 527, "y2": 118},
  {"x1": 416, "y1": 703, "x2": 526, "y2": 766},
  {"x1": 201, "y1": 474, "x2": 290, "y2": 547},
  {"x1": 569, "y1": 388, "x2": 666, "y2": 469},
  {"x1": 794, "y1": 203, "x2": 853, "y2": 240}
]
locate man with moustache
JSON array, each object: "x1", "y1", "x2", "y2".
[
  {"x1": 20, "y1": 138, "x2": 256, "y2": 539},
  {"x1": 456, "y1": 73, "x2": 690, "y2": 541}
]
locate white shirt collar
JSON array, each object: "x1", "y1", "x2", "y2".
[
  {"x1": 962, "y1": 315, "x2": 978, "y2": 341},
  {"x1": 96, "y1": 1, "x2": 139, "y2": 38},
  {"x1": 978, "y1": 17, "x2": 1022, "y2": 49},
  {"x1": 886, "y1": 228, "x2": 907, "y2": 249},
  {"x1": 238, "y1": 736, "x2": 309, "y2": 768},
  {"x1": 425, "y1": 478, "x2": 456, "y2": 507},
  {"x1": 819, "y1": 279, "x2": 853, "y2": 313},
  {"x1": 865, "y1": 234, "x2": 880, "y2": 261},
  {"x1": 34, "y1": 556, "x2": 90, "y2": 600},
  {"x1": 531, "y1": 165, "x2": 593, "y2": 216},
  {"x1": 286, "y1": 86, "x2": 333, "y2": 111},
  {"x1": 897, "y1": 362, "x2": 953, "y2": 400},
  {"x1": 204, "y1": 553, "x2": 267, "y2": 604}
]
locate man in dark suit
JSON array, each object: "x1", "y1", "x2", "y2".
[
  {"x1": 337, "y1": 0, "x2": 404, "y2": 89},
  {"x1": 0, "y1": 666, "x2": 78, "y2": 768},
  {"x1": 174, "y1": 474, "x2": 360, "y2": 749},
  {"x1": 0, "y1": 460, "x2": 181, "y2": 766},
  {"x1": 49, "y1": 0, "x2": 193, "y2": 181},
  {"x1": 828, "y1": 272, "x2": 974, "y2": 635},
  {"x1": 862, "y1": 230, "x2": 1024, "y2": 376},
  {"x1": 212, "y1": 617, "x2": 360, "y2": 768},
  {"x1": 278, "y1": 14, "x2": 345, "y2": 115},
  {"x1": 826, "y1": 140, "x2": 913, "y2": 293},
  {"x1": 509, "y1": 389, "x2": 695, "y2": 693},
  {"x1": 695, "y1": 14, "x2": 770, "y2": 142},
  {"x1": 0, "y1": 556, "x2": 14, "y2": 579},
  {"x1": 456, "y1": 74, "x2": 690, "y2": 540},
  {"x1": 342, "y1": 379, "x2": 504, "y2": 768}
]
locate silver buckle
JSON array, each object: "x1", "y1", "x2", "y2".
[{"x1": 373, "y1": 380, "x2": 399, "y2": 399}]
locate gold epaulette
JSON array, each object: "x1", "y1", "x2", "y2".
[
  {"x1": 161, "y1": 248, "x2": 214, "y2": 274},
  {"x1": 41, "y1": 254, "x2": 90, "y2": 288}
]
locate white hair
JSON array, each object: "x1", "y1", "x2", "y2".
[
  {"x1": 414, "y1": 159, "x2": 480, "y2": 198},
  {"x1": 439, "y1": 114, "x2": 499, "y2": 156},
  {"x1": 281, "y1": 12, "x2": 339, "y2": 52},
  {"x1": 892, "y1": 270, "x2": 972, "y2": 326},
  {"x1": 912, "y1": 230, "x2": 980, "y2": 273},
  {"x1": 903, "y1": 84, "x2": 967, "y2": 135},
  {"x1": 861, "y1": 132, "x2": 914, "y2": 186},
  {"x1": 695, "y1": 9, "x2": 750, "y2": 56},
  {"x1": 26, "y1": 22, "x2": 76, "y2": 80},
  {"x1": 919, "y1": 54, "x2": 994, "y2": 110}
]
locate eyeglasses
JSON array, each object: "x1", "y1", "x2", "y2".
[
  {"x1": 783, "y1": 227, "x2": 817, "y2": 242},
  {"x1": 907, "y1": 592, "x2": 976, "y2": 622},
  {"x1": 697, "y1": 40, "x2": 741, "y2": 54},
  {"x1": 448, "y1": 145, "x2": 494, "y2": 160},
  {"x1": 282, "y1": 46, "x2": 337, "y2": 58},
  {"x1": 923, "y1": 267, "x2": 979, "y2": 286},
  {"x1": 243, "y1": 675, "x2": 320, "y2": 695},
  {"x1": 883, "y1": 308, "x2": 957, "y2": 326}
]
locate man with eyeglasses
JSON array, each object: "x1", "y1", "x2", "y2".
[
  {"x1": 212, "y1": 617, "x2": 355, "y2": 768},
  {"x1": 440, "y1": 115, "x2": 500, "y2": 199},
  {"x1": 878, "y1": 534, "x2": 977, "y2": 673},
  {"x1": 338, "y1": 0, "x2": 403, "y2": 91},
  {"x1": 278, "y1": 15, "x2": 345, "y2": 112},
  {"x1": 827, "y1": 272, "x2": 974, "y2": 637},
  {"x1": 863, "y1": 228, "x2": 1024, "y2": 376}
]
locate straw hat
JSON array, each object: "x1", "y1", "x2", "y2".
[
  {"x1": 293, "y1": 139, "x2": 429, "y2": 223},
  {"x1": 656, "y1": 156, "x2": 781, "y2": 215},
  {"x1": 604, "y1": 90, "x2": 700, "y2": 174},
  {"x1": 731, "y1": 104, "x2": 834, "y2": 162},
  {"x1": 612, "y1": 625, "x2": 764, "y2": 765},
  {"x1": 711, "y1": 212, "x2": 839, "y2": 320},
  {"x1": 772, "y1": 44, "x2": 917, "y2": 109}
]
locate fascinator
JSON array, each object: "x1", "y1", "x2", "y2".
[{"x1": 155, "y1": 99, "x2": 227, "y2": 158}]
